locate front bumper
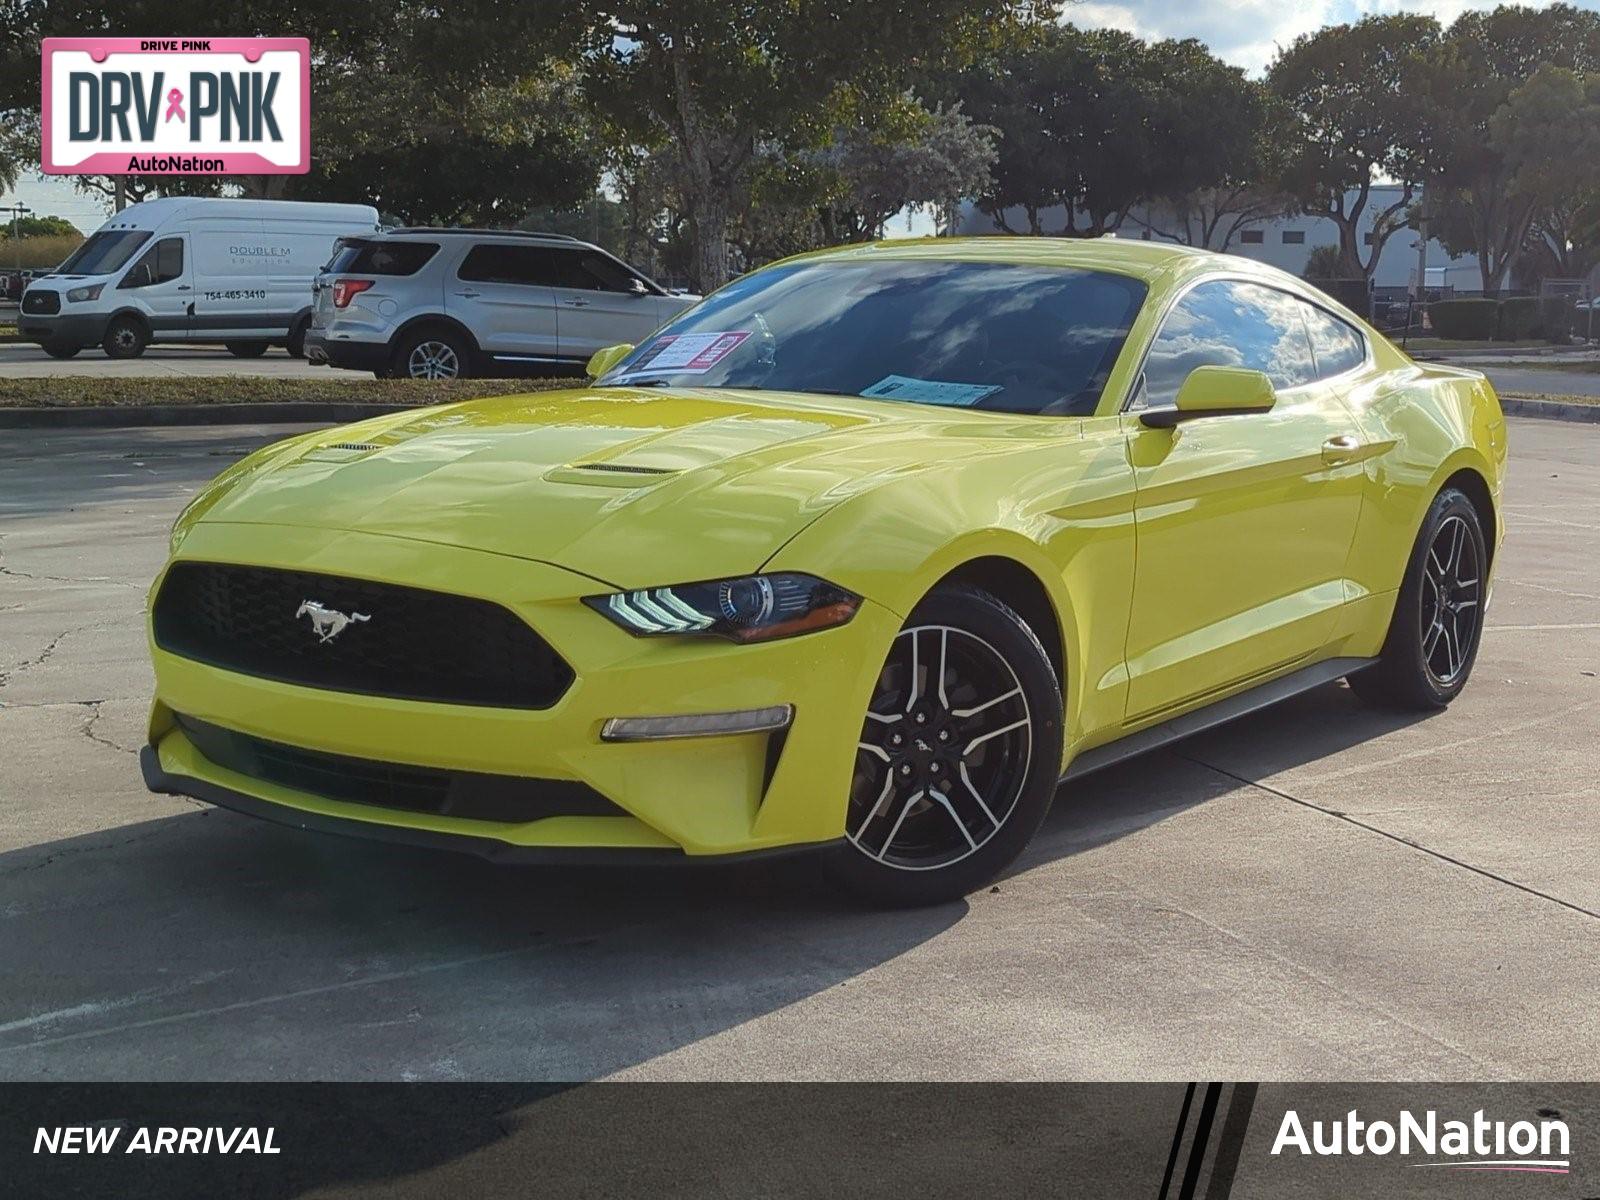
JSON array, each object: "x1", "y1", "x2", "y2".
[
  {"x1": 19, "y1": 312, "x2": 109, "y2": 347},
  {"x1": 146, "y1": 521, "x2": 897, "y2": 860}
]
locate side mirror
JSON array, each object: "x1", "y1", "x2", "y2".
[
  {"x1": 628, "y1": 277, "x2": 649, "y2": 297},
  {"x1": 1140, "y1": 366, "x2": 1277, "y2": 428},
  {"x1": 586, "y1": 342, "x2": 635, "y2": 379}
]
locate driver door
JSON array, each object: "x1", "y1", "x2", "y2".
[
  {"x1": 1122, "y1": 279, "x2": 1367, "y2": 719},
  {"x1": 117, "y1": 235, "x2": 190, "y2": 340}
]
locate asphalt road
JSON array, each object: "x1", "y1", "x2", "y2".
[
  {"x1": 1, "y1": 418, "x2": 1597, "y2": 1082},
  {"x1": 0, "y1": 342, "x2": 337, "y2": 379}
]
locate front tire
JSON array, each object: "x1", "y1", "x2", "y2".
[
  {"x1": 285, "y1": 319, "x2": 309, "y2": 359},
  {"x1": 825, "y1": 585, "x2": 1063, "y2": 907},
  {"x1": 1349, "y1": 486, "x2": 1487, "y2": 710},
  {"x1": 41, "y1": 342, "x2": 80, "y2": 359},
  {"x1": 102, "y1": 316, "x2": 148, "y2": 359},
  {"x1": 225, "y1": 341, "x2": 269, "y2": 358}
]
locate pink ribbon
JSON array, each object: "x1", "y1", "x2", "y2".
[{"x1": 164, "y1": 88, "x2": 185, "y2": 123}]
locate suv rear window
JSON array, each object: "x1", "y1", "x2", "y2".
[{"x1": 327, "y1": 240, "x2": 438, "y2": 276}]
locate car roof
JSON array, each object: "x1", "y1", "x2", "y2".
[
  {"x1": 776, "y1": 235, "x2": 1296, "y2": 288},
  {"x1": 381, "y1": 227, "x2": 584, "y2": 244}
]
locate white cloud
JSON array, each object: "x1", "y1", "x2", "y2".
[{"x1": 1066, "y1": 0, "x2": 1598, "y2": 72}]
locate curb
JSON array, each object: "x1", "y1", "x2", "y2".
[
  {"x1": 1499, "y1": 397, "x2": 1600, "y2": 424},
  {"x1": 0, "y1": 402, "x2": 415, "y2": 429}
]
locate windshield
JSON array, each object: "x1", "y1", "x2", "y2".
[
  {"x1": 56, "y1": 230, "x2": 152, "y2": 277},
  {"x1": 599, "y1": 258, "x2": 1147, "y2": 416}
]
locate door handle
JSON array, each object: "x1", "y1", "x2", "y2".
[
  {"x1": 1321, "y1": 434, "x2": 1362, "y2": 465},
  {"x1": 176, "y1": 285, "x2": 191, "y2": 291},
  {"x1": 454, "y1": 289, "x2": 481, "y2": 298},
  {"x1": 565, "y1": 298, "x2": 590, "y2": 307}
]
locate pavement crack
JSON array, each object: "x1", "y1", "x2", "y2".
[
  {"x1": 0, "y1": 627, "x2": 74, "y2": 691},
  {"x1": 78, "y1": 700, "x2": 138, "y2": 758},
  {"x1": 1177, "y1": 751, "x2": 1600, "y2": 925}
]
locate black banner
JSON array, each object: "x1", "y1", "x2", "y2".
[{"x1": 4, "y1": 1083, "x2": 1596, "y2": 1198}]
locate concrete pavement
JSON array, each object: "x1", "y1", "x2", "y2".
[
  {"x1": 0, "y1": 418, "x2": 1596, "y2": 1081},
  {"x1": 0, "y1": 342, "x2": 337, "y2": 378}
]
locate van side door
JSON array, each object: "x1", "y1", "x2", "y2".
[
  {"x1": 116, "y1": 235, "x2": 191, "y2": 341},
  {"x1": 189, "y1": 222, "x2": 273, "y2": 340}
]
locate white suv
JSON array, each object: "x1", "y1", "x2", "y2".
[{"x1": 305, "y1": 229, "x2": 696, "y2": 379}]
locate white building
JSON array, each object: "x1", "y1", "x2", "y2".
[{"x1": 959, "y1": 186, "x2": 1480, "y2": 299}]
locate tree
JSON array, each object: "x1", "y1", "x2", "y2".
[
  {"x1": 1427, "y1": 5, "x2": 1600, "y2": 293},
  {"x1": 957, "y1": 26, "x2": 1275, "y2": 240},
  {"x1": 735, "y1": 94, "x2": 996, "y2": 260},
  {"x1": 582, "y1": 1, "x2": 1049, "y2": 292},
  {"x1": 0, "y1": 213, "x2": 78, "y2": 238},
  {"x1": 1267, "y1": 14, "x2": 1442, "y2": 282},
  {"x1": 1127, "y1": 84, "x2": 1296, "y2": 250}
]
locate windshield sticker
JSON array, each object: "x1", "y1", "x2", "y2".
[
  {"x1": 861, "y1": 375, "x2": 1001, "y2": 407},
  {"x1": 617, "y1": 331, "x2": 751, "y2": 376}
]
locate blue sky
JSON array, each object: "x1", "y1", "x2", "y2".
[{"x1": 10, "y1": 0, "x2": 1600, "y2": 234}]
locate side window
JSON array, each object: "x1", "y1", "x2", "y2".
[
  {"x1": 1139, "y1": 280, "x2": 1317, "y2": 408},
  {"x1": 458, "y1": 244, "x2": 562, "y2": 286},
  {"x1": 119, "y1": 237, "x2": 183, "y2": 289},
  {"x1": 572, "y1": 250, "x2": 643, "y2": 294},
  {"x1": 1301, "y1": 303, "x2": 1367, "y2": 379}
]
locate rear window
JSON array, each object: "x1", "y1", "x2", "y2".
[{"x1": 327, "y1": 240, "x2": 438, "y2": 276}]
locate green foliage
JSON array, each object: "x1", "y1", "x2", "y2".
[
  {"x1": 1428, "y1": 299, "x2": 1500, "y2": 340},
  {"x1": 0, "y1": 214, "x2": 77, "y2": 238},
  {"x1": 583, "y1": 1, "x2": 1050, "y2": 290},
  {"x1": 1496, "y1": 296, "x2": 1543, "y2": 340},
  {"x1": 955, "y1": 25, "x2": 1268, "y2": 237},
  {"x1": 1302, "y1": 245, "x2": 1345, "y2": 280},
  {"x1": 1267, "y1": 14, "x2": 1441, "y2": 279}
]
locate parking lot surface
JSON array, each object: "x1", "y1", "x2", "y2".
[
  {"x1": 0, "y1": 343, "x2": 335, "y2": 379},
  {"x1": 0, "y1": 417, "x2": 1596, "y2": 1081}
]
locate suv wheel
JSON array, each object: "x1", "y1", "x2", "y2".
[
  {"x1": 42, "y1": 342, "x2": 80, "y2": 359},
  {"x1": 102, "y1": 315, "x2": 148, "y2": 359},
  {"x1": 225, "y1": 341, "x2": 269, "y2": 358},
  {"x1": 393, "y1": 328, "x2": 469, "y2": 380}
]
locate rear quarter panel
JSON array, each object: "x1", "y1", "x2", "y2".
[{"x1": 1337, "y1": 351, "x2": 1507, "y2": 609}]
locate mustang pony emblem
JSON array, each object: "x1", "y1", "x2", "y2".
[{"x1": 295, "y1": 600, "x2": 370, "y2": 643}]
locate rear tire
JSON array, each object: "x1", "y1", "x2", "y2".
[
  {"x1": 1349, "y1": 486, "x2": 1487, "y2": 710},
  {"x1": 41, "y1": 342, "x2": 80, "y2": 359},
  {"x1": 102, "y1": 315, "x2": 148, "y2": 359},
  {"x1": 391, "y1": 327, "x2": 470, "y2": 380},
  {"x1": 225, "y1": 341, "x2": 270, "y2": 358},
  {"x1": 824, "y1": 585, "x2": 1063, "y2": 907}
]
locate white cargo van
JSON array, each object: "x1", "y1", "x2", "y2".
[{"x1": 17, "y1": 198, "x2": 380, "y2": 360}]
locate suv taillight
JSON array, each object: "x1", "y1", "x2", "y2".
[{"x1": 331, "y1": 278, "x2": 375, "y2": 308}]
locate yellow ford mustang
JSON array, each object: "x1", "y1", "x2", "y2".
[{"x1": 142, "y1": 238, "x2": 1506, "y2": 905}]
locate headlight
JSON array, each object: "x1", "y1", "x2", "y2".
[
  {"x1": 65, "y1": 284, "x2": 104, "y2": 302},
  {"x1": 585, "y1": 572, "x2": 860, "y2": 642}
]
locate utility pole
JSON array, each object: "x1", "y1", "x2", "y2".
[
  {"x1": 2, "y1": 202, "x2": 33, "y2": 270},
  {"x1": 1413, "y1": 188, "x2": 1429, "y2": 304}
]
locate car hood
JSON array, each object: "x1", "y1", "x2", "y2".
[{"x1": 188, "y1": 386, "x2": 1044, "y2": 587}]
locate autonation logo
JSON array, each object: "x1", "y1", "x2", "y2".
[{"x1": 1272, "y1": 1108, "x2": 1571, "y2": 1174}]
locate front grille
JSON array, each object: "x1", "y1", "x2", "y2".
[
  {"x1": 153, "y1": 562, "x2": 573, "y2": 709},
  {"x1": 22, "y1": 290, "x2": 61, "y2": 315},
  {"x1": 176, "y1": 715, "x2": 621, "y2": 823}
]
